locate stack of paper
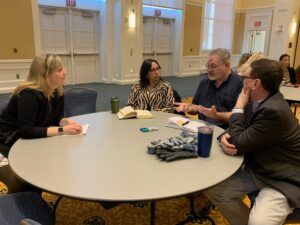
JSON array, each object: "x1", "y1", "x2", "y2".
[
  {"x1": 81, "y1": 124, "x2": 89, "y2": 135},
  {"x1": 166, "y1": 116, "x2": 205, "y2": 132}
]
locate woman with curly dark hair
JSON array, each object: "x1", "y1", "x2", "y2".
[{"x1": 127, "y1": 59, "x2": 174, "y2": 112}]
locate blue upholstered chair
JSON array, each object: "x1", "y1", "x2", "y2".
[
  {"x1": 248, "y1": 191, "x2": 300, "y2": 223},
  {"x1": 0, "y1": 192, "x2": 54, "y2": 225},
  {"x1": 173, "y1": 89, "x2": 182, "y2": 103},
  {"x1": 64, "y1": 87, "x2": 97, "y2": 117},
  {"x1": 173, "y1": 89, "x2": 185, "y2": 116}
]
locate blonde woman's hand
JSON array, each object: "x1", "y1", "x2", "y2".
[
  {"x1": 59, "y1": 118, "x2": 81, "y2": 127},
  {"x1": 63, "y1": 124, "x2": 83, "y2": 135}
]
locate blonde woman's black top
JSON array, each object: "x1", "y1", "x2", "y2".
[{"x1": 0, "y1": 88, "x2": 64, "y2": 148}]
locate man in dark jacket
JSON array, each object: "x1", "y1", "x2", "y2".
[{"x1": 204, "y1": 59, "x2": 300, "y2": 225}]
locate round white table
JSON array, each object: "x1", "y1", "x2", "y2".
[
  {"x1": 280, "y1": 86, "x2": 300, "y2": 115},
  {"x1": 280, "y1": 86, "x2": 300, "y2": 103},
  {"x1": 9, "y1": 111, "x2": 243, "y2": 202}
]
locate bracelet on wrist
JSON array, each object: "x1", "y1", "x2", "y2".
[{"x1": 232, "y1": 108, "x2": 244, "y2": 114}]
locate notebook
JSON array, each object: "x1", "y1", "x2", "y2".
[{"x1": 117, "y1": 106, "x2": 153, "y2": 119}]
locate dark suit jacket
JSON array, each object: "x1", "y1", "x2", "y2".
[{"x1": 228, "y1": 92, "x2": 300, "y2": 208}]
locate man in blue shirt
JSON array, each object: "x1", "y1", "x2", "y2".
[{"x1": 174, "y1": 48, "x2": 243, "y2": 129}]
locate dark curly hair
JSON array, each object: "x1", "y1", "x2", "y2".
[{"x1": 139, "y1": 59, "x2": 162, "y2": 88}]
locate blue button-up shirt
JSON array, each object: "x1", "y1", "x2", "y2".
[{"x1": 192, "y1": 72, "x2": 243, "y2": 129}]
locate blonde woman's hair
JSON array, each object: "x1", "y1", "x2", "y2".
[
  {"x1": 237, "y1": 53, "x2": 265, "y2": 75},
  {"x1": 237, "y1": 53, "x2": 252, "y2": 69},
  {"x1": 245, "y1": 53, "x2": 265, "y2": 65},
  {"x1": 14, "y1": 54, "x2": 64, "y2": 99}
]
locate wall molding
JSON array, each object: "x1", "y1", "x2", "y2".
[
  {"x1": 181, "y1": 55, "x2": 207, "y2": 76},
  {"x1": 0, "y1": 59, "x2": 31, "y2": 93},
  {"x1": 185, "y1": 0, "x2": 203, "y2": 7}
]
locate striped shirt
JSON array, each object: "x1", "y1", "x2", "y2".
[{"x1": 127, "y1": 80, "x2": 174, "y2": 112}]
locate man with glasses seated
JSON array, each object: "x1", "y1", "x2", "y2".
[
  {"x1": 204, "y1": 58, "x2": 300, "y2": 225},
  {"x1": 174, "y1": 48, "x2": 243, "y2": 129},
  {"x1": 127, "y1": 58, "x2": 174, "y2": 112}
]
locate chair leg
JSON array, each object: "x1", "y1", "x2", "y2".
[
  {"x1": 52, "y1": 196, "x2": 63, "y2": 222},
  {"x1": 176, "y1": 195, "x2": 215, "y2": 225},
  {"x1": 150, "y1": 201, "x2": 156, "y2": 225}
]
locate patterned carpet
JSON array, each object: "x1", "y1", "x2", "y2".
[
  {"x1": 0, "y1": 182, "x2": 230, "y2": 225},
  {"x1": 0, "y1": 182, "x2": 298, "y2": 225}
]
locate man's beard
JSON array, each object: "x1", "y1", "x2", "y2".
[{"x1": 208, "y1": 74, "x2": 216, "y2": 81}]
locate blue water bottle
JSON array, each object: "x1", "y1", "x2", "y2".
[{"x1": 197, "y1": 126, "x2": 214, "y2": 157}]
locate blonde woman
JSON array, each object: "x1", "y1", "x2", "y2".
[
  {"x1": 0, "y1": 54, "x2": 82, "y2": 193},
  {"x1": 237, "y1": 53, "x2": 265, "y2": 75}
]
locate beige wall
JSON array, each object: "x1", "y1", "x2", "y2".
[
  {"x1": 234, "y1": 0, "x2": 242, "y2": 10},
  {"x1": 232, "y1": 12, "x2": 245, "y2": 54},
  {"x1": 0, "y1": 0, "x2": 35, "y2": 59},
  {"x1": 183, "y1": 4, "x2": 202, "y2": 56},
  {"x1": 239, "y1": 0, "x2": 275, "y2": 9}
]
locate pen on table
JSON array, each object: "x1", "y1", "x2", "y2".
[{"x1": 182, "y1": 121, "x2": 190, "y2": 126}]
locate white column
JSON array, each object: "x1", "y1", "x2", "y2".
[
  {"x1": 268, "y1": 0, "x2": 300, "y2": 62},
  {"x1": 99, "y1": 0, "x2": 116, "y2": 82},
  {"x1": 113, "y1": 0, "x2": 143, "y2": 84}
]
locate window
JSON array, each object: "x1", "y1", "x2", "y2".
[{"x1": 202, "y1": 0, "x2": 234, "y2": 50}]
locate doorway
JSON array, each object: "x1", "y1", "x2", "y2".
[
  {"x1": 247, "y1": 30, "x2": 266, "y2": 54},
  {"x1": 39, "y1": 7, "x2": 100, "y2": 84},
  {"x1": 143, "y1": 17, "x2": 174, "y2": 77}
]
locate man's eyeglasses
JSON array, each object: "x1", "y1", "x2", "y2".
[
  {"x1": 150, "y1": 66, "x2": 161, "y2": 73},
  {"x1": 205, "y1": 63, "x2": 218, "y2": 69},
  {"x1": 241, "y1": 76, "x2": 255, "y2": 81}
]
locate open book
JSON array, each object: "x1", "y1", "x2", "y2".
[
  {"x1": 117, "y1": 106, "x2": 154, "y2": 119},
  {"x1": 166, "y1": 116, "x2": 205, "y2": 132}
]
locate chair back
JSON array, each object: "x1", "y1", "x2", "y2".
[
  {"x1": 64, "y1": 87, "x2": 97, "y2": 117},
  {"x1": 173, "y1": 89, "x2": 182, "y2": 103},
  {"x1": 0, "y1": 192, "x2": 54, "y2": 225},
  {"x1": 172, "y1": 89, "x2": 185, "y2": 116}
]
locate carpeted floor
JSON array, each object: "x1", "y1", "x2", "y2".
[
  {"x1": 0, "y1": 182, "x2": 298, "y2": 225},
  {"x1": 0, "y1": 182, "x2": 230, "y2": 225}
]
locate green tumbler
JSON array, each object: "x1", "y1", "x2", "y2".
[{"x1": 111, "y1": 97, "x2": 119, "y2": 114}]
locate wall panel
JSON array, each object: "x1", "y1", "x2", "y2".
[
  {"x1": 183, "y1": 4, "x2": 202, "y2": 56},
  {"x1": 0, "y1": 0, "x2": 35, "y2": 59}
]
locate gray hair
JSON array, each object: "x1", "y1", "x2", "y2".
[{"x1": 209, "y1": 48, "x2": 231, "y2": 64}]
